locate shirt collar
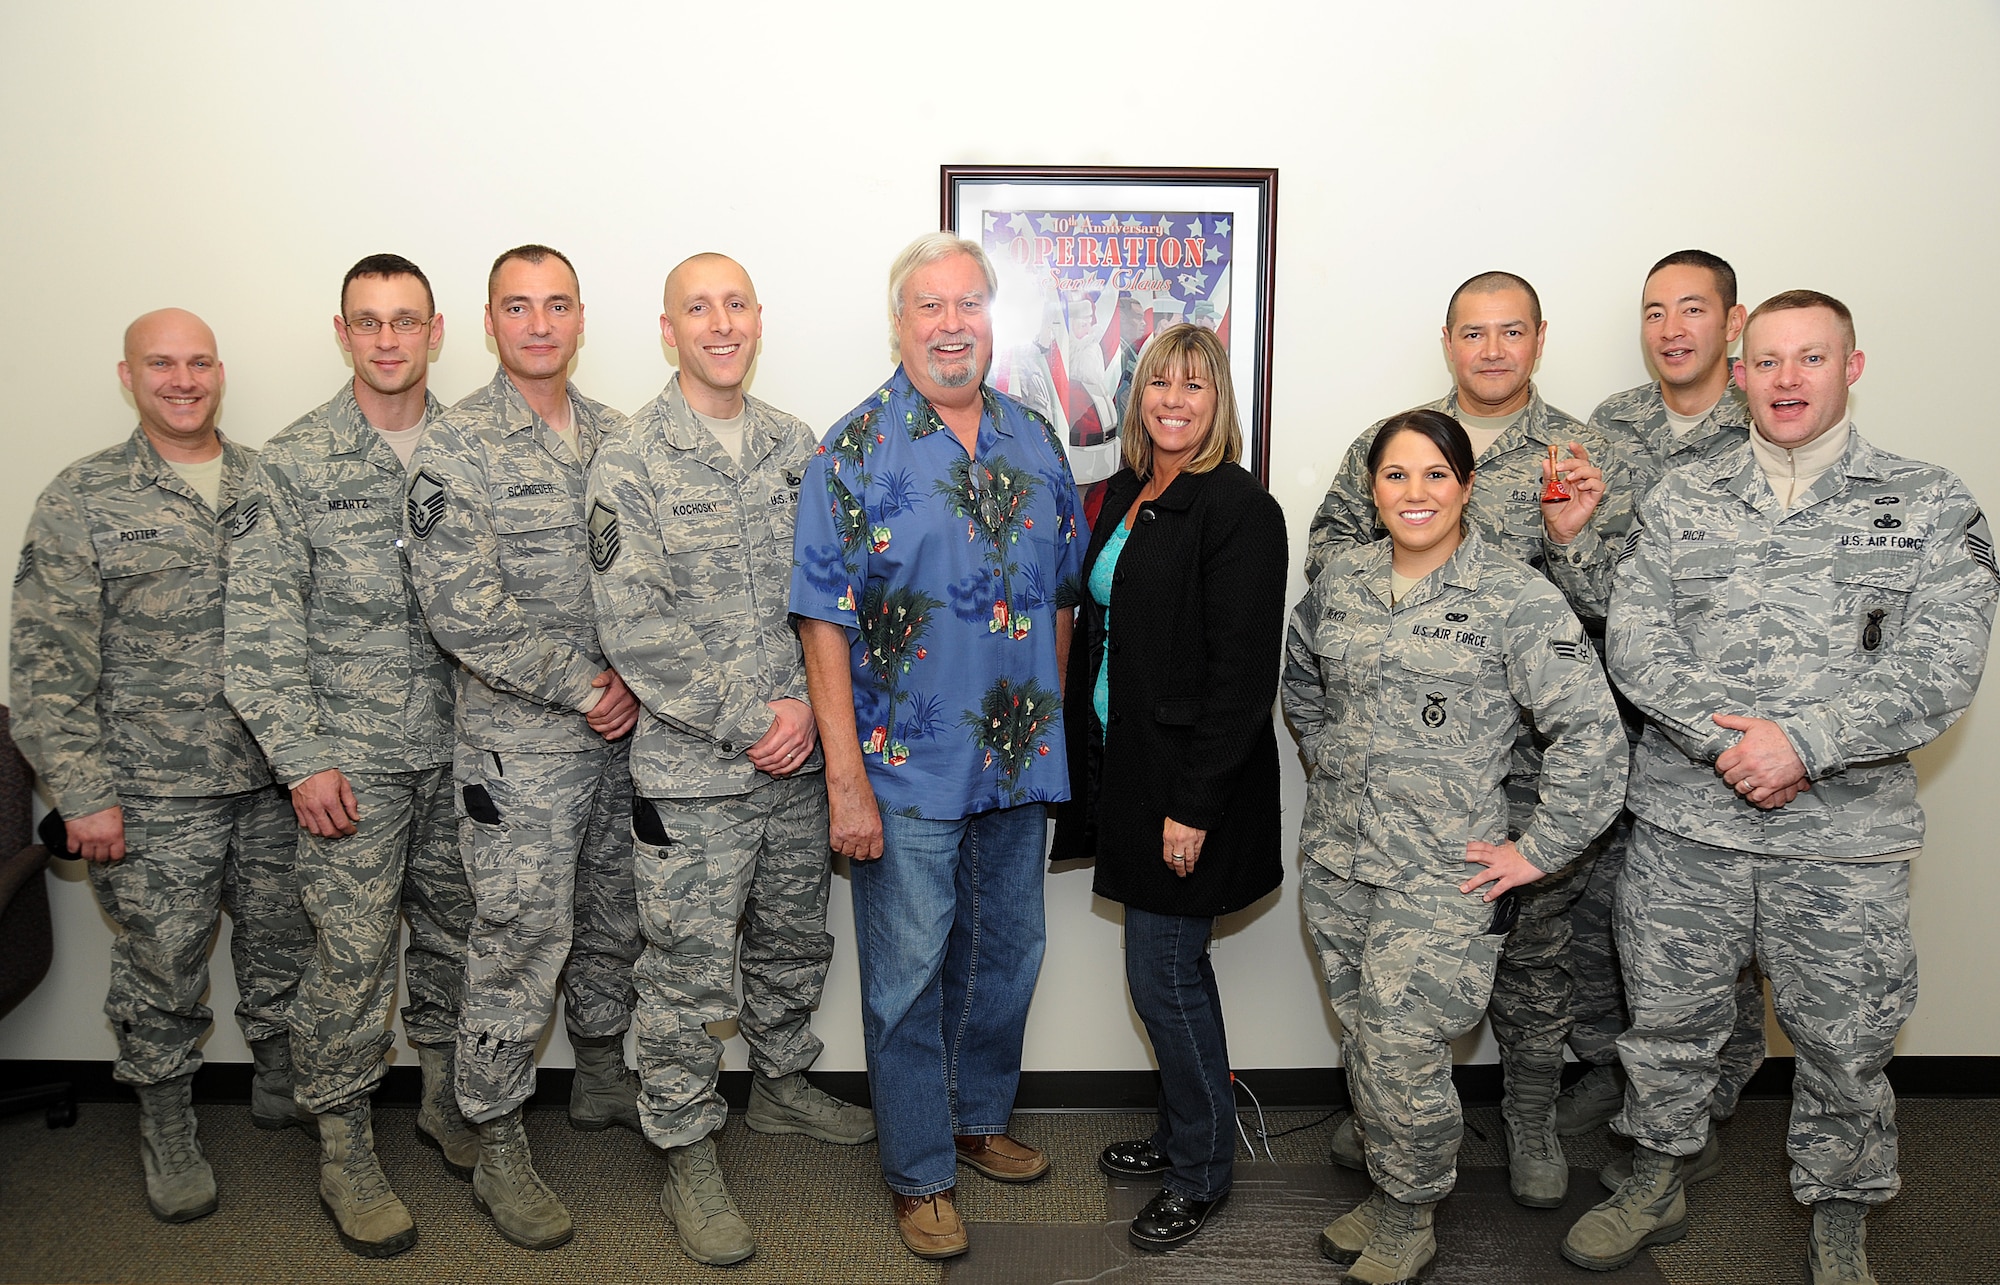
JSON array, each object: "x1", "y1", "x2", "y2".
[
  {"x1": 327, "y1": 381, "x2": 444, "y2": 466},
  {"x1": 888, "y1": 365, "x2": 1011, "y2": 442}
]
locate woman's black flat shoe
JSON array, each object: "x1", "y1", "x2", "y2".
[
  {"x1": 1098, "y1": 1138, "x2": 1169, "y2": 1179},
  {"x1": 1128, "y1": 1188, "x2": 1227, "y2": 1250}
]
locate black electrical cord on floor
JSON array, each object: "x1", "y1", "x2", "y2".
[{"x1": 1255, "y1": 1109, "x2": 1340, "y2": 1141}]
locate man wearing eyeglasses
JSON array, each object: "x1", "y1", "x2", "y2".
[{"x1": 224, "y1": 254, "x2": 473, "y2": 1258}]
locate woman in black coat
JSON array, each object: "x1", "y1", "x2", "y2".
[{"x1": 1051, "y1": 324, "x2": 1289, "y2": 1250}]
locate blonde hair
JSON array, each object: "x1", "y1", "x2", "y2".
[
  {"x1": 1119, "y1": 323, "x2": 1242, "y2": 478},
  {"x1": 885, "y1": 232, "x2": 996, "y2": 357}
]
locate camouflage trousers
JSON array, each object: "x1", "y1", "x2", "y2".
[
  {"x1": 1488, "y1": 851, "x2": 1589, "y2": 1072},
  {"x1": 87, "y1": 787, "x2": 310, "y2": 1086},
  {"x1": 1614, "y1": 820, "x2": 1915, "y2": 1206},
  {"x1": 290, "y1": 766, "x2": 471, "y2": 1112},
  {"x1": 1303, "y1": 859, "x2": 1506, "y2": 1204},
  {"x1": 1567, "y1": 809, "x2": 1767, "y2": 1116},
  {"x1": 631, "y1": 773, "x2": 834, "y2": 1148},
  {"x1": 454, "y1": 740, "x2": 640, "y2": 1121}
]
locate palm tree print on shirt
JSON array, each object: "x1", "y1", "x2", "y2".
[
  {"x1": 856, "y1": 581, "x2": 941, "y2": 767},
  {"x1": 933, "y1": 453, "x2": 1039, "y2": 639},
  {"x1": 962, "y1": 675, "x2": 1060, "y2": 799}
]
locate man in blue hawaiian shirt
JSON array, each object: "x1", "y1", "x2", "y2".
[{"x1": 792, "y1": 232, "x2": 1086, "y2": 1261}]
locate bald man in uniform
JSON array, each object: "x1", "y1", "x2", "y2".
[
  {"x1": 588, "y1": 253, "x2": 873, "y2": 1266},
  {"x1": 11, "y1": 309, "x2": 309, "y2": 1226}
]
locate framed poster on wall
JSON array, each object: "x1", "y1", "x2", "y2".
[{"x1": 942, "y1": 165, "x2": 1278, "y2": 511}]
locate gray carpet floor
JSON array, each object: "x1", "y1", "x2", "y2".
[{"x1": 2, "y1": 1097, "x2": 1995, "y2": 1283}]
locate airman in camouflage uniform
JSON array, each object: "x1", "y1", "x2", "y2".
[
  {"x1": 1566, "y1": 293, "x2": 1998, "y2": 1284},
  {"x1": 405, "y1": 245, "x2": 641, "y2": 1252},
  {"x1": 587, "y1": 253, "x2": 873, "y2": 1266},
  {"x1": 9, "y1": 308, "x2": 309, "y2": 1226},
  {"x1": 223, "y1": 256, "x2": 473, "y2": 1257},
  {"x1": 1561, "y1": 252, "x2": 1767, "y2": 1151},
  {"x1": 1285, "y1": 505, "x2": 1626, "y2": 1282},
  {"x1": 1302, "y1": 274, "x2": 1632, "y2": 1208}
]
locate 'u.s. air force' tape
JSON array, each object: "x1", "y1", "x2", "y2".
[
  {"x1": 406, "y1": 469, "x2": 447, "y2": 539},
  {"x1": 587, "y1": 498, "x2": 621, "y2": 572}
]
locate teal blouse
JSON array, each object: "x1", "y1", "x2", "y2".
[{"x1": 1089, "y1": 517, "x2": 1133, "y2": 739}]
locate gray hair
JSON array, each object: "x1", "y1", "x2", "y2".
[{"x1": 886, "y1": 232, "x2": 997, "y2": 354}]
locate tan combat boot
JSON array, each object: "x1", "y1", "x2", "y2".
[
  {"x1": 414, "y1": 1044, "x2": 476, "y2": 1179},
  {"x1": 1808, "y1": 1199, "x2": 1879, "y2": 1285},
  {"x1": 1343, "y1": 1194, "x2": 1436, "y2": 1284},
  {"x1": 1600, "y1": 1126, "x2": 1722, "y2": 1191},
  {"x1": 567, "y1": 1033, "x2": 642, "y2": 1134},
  {"x1": 1320, "y1": 1188, "x2": 1385, "y2": 1262},
  {"x1": 1562, "y1": 1143, "x2": 1686, "y2": 1271},
  {"x1": 247, "y1": 1035, "x2": 311, "y2": 1131},
  {"x1": 472, "y1": 1108, "x2": 573, "y2": 1249},
  {"x1": 1554, "y1": 1062, "x2": 1625, "y2": 1136},
  {"x1": 1329, "y1": 1111, "x2": 1366, "y2": 1171},
  {"x1": 1502, "y1": 1054, "x2": 1569, "y2": 1207},
  {"x1": 744, "y1": 1071, "x2": 877, "y2": 1144},
  {"x1": 135, "y1": 1075, "x2": 217, "y2": 1223},
  {"x1": 315, "y1": 1100, "x2": 416, "y2": 1257},
  {"x1": 661, "y1": 1135, "x2": 756, "y2": 1265}
]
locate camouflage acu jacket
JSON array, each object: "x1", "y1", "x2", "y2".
[
  {"x1": 11, "y1": 428, "x2": 271, "y2": 814},
  {"x1": 224, "y1": 383, "x2": 456, "y2": 782},
  {"x1": 1283, "y1": 530, "x2": 1627, "y2": 884},
  {"x1": 1302, "y1": 389, "x2": 1631, "y2": 623},
  {"x1": 587, "y1": 377, "x2": 820, "y2": 799},
  {"x1": 1608, "y1": 428, "x2": 1998, "y2": 858},
  {"x1": 406, "y1": 367, "x2": 629, "y2": 753},
  {"x1": 1587, "y1": 379, "x2": 1751, "y2": 509}
]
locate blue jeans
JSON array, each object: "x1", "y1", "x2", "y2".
[
  {"x1": 1124, "y1": 906, "x2": 1234, "y2": 1202},
  {"x1": 852, "y1": 804, "x2": 1049, "y2": 1195}
]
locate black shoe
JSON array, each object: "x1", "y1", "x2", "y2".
[
  {"x1": 1099, "y1": 1139, "x2": 1169, "y2": 1179},
  {"x1": 1128, "y1": 1189, "x2": 1226, "y2": 1251}
]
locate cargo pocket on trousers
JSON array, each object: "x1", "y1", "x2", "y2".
[
  {"x1": 1856, "y1": 892, "x2": 1919, "y2": 1045},
  {"x1": 460, "y1": 783, "x2": 519, "y2": 926},
  {"x1": 1423, "y1": 924, "x2": 1505, "y2": 1042},
  {"x1": 633, "y1": 795, "x2": 669, "y2": 846}
]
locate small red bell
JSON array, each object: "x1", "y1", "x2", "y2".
[{"x1": 1541, "y1": 443, "x2": 1572, "y2": 503}]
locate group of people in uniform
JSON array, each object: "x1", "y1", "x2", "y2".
[{"x1": 7, "y1": 232, "x2": 1994, "y2": 1285}]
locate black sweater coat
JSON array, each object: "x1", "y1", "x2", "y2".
[{"x1": 1051, "y1": 462, "x2": 1289, "y2": 917}]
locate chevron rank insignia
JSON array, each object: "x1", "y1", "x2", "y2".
[
  {"x1": 12, "y1": 542, "x2": 32, "y2": 586},
  {"x1": 588, "y1": 498, "x2": 621, "y2": 572},
  {"x1": 1967, "y1": 509, "x2": 1996, "y2": 580},
  {"x1": 223, "y1": 498, "x2": 260, "y2": 540},
  {"x1": 1550, "y1": 639, "x2": 1585, "y2": 661},
  {"x1": 406, "y1": 469, "x2": 447, "y2": 539}
]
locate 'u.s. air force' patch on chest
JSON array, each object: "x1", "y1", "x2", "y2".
[
  {"x1": 13, "y1": 542, "x2": 33, "y2": 586},
  {"x1": 223, "y1": 499, "x2": 260, "y2": 540},
  {"x1": 587, "y1": 498, "x2": 621, "y2": 572},
  {"x1": 406, "y1": 469, "x2": 447, "y2": 539}
]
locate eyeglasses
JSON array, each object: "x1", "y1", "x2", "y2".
[{"x1": 343, "y1": 315, "x2": 432, "y2": 336}]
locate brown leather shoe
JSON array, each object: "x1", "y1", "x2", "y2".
[
  {"x1": 893, "y1": 1188, "x2": 968, "y2": 1259},
  {"x1": 954, "y1": 1132, "x2": 1051, "y2": 1183}
]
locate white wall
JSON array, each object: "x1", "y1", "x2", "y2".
[{"x1": 3, "y1": 1, "x2": 1996, "y2": 1075}]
